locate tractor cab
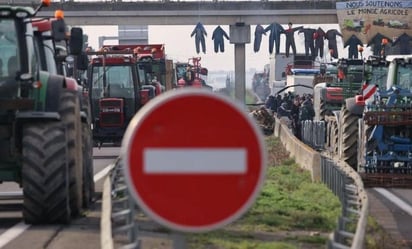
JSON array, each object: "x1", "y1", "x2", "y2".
[{"x1": 86, "y1": 50, "x2": 141, "y2": 145}]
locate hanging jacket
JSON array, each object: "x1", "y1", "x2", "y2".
[
  {"x1": 254, "y1": 24, "x2": 266, "y2": 52},
  {"x1": 344, "y1": 34, "x2": 363, "y2": 59},
  {"x1": 212, "y1": 26, "x2": 229, "y2": 53}
]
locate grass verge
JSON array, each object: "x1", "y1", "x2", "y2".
[{"x1": 187, "y1": 136, "x2": 341, "y2": 249}]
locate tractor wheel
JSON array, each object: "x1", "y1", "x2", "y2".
[
  {"x1": 329, "y1": 118, "x2": 339, "y2": 156},
  {"x1": 82, "y1": 122, "x2": 95, "y2": 208},
  {"x1": 82, "y1": 99, "x2": 94, "y2": 208},
  {"x1": 358, "y1": 122, "x2": 375, "y2": 172},
  {"x1": 82, "y1": 122, "x2": 94, "y2": 208},
  {"x1": 22, "y1": 122, "x2": 70, "y2": 224},
  {"x1": 339, "y1": 106, "x2": 359, "y2": 168},
  {"x1": 319, "y1": 100, "x2": 328, "y2": 120},
  {"x1": 60, "y1": 91, "x2": 83, "y2": 216}
]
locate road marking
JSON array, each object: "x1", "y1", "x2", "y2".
[
  {"x1": 94, "y1": 164, "x2": 116, "y2": 182},
  {"x1": 374, "y1": 188, "x2": 412, "y2": 216},
  {"x1": 0, "y1": 163, "x2": 116, "y2": 248},
  {"x1": 144, "y1": 148, "x2": 247, "y2": 174},
  {"x1": 0, "y1": 222, "x2": 30, "y2": 248}
]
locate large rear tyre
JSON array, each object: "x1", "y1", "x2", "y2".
[
  {"x1": 82, "y1": 99, "x2": 94, "y2": 208},
  {"x1": 22, "y1": 122, "x2": 70, "y2": 224},
  {"x1": 60, "y1": 91, "x2": 83, "y2": 216},
  {"x1": 339, "y1": 106, "x2": 359, "y2": 168},
  {"x1": 326, "y1": 116, "x2": 339, "y2": 156}
]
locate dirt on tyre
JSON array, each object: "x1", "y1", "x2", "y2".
[
  {"x1": 60, "y1": 91, "x2": 83, "y2": 216},
  {"x1": 82, "y1": 120, "x2": 94, "y2": 208},
  {"x1": 22, "y1": 122, "x2": 70, "y2": 224},
  {"x1": 339, "y1": 106, "x2": 359, "y2": 168}
]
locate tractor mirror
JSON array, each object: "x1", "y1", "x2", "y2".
[
  {"x1": 51, "y1": 19, "x2": 66, "y2": 42},
  {"x1": 69, "y1": 27, "x2": 83, "y2": 55}
]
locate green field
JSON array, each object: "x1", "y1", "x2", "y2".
[{"x1": 187, "y1": 137, "x2": 341, "y2": 249}]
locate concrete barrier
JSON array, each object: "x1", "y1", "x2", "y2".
[{"x1": 274, "y1": 117, "x2": 321, "y2": 182}]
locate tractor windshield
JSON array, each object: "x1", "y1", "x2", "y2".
[
  {"x1": 397, "y1": 64, "x2": 412, "y2": 91},
  {"x1": 0, "y1": 19, "x2": 19, "y2": 79},
  {"x1": 91, "y1": 65, "x2": 135, "y2": 99},
  {"x1": 370, "y1": 66, "x2": 388, "y2": 89}
]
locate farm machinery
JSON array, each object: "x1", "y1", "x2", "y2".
[
  {"x1": 313, "y1": 54, "x2": 412, "y2": 187},
  {"x1": 0, "y1": 0, "x2": 89, "y2": 223},
  {"x1": 357, "y1": 55, "x2": 412, "y2": 187},
  {"x1": 176, "y1": 57, "x2": 212, "y2": 89},
  {"x1": 31, "y1": 10, "x2": 94, "y2": 209},
  {"x1": 86, "y1": 44, "x2": 172, "y2": 146}
]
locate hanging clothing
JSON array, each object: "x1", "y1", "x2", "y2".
[
  {"x1": 191, "y1": 22, "x2": 207, "y2": 54},
  {"x1": 344, "y1": 35, "x2": 363, "y2": 59},
  {"x1": 392, "y1": 33, "x2": 412, "y2": 55},
  {"x1": 253, "y1": 24, "x2": 266, "y2": 52},
  {"x1": 284, "y1": 25, "x2": 303, "y2": 57},
  {"x1": 212, "y1": 26, "x2": 229, "y2": 53},
  {"x1": 298, "y1": 28, "x2": 316, "y2": 60},
  {"x1": 264, "y1": 23, "x2": 284, "y2": 54},
  {"x1": 314, "y1": 27, "x2": 325, "y2": 58},
  {"x1": 325, "y1": 29, "x2": 343, "y2": 59},
  {"x1": 367, "y1": 33, "x2": 392, "y2": 56}
]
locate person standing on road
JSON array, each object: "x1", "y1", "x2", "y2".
[
  {"x1": 290, "y1": 97, "x2": 301, "y2": 139},
  {"x1": 299, "y1": 97, "x2": 315, "y2": 122}
]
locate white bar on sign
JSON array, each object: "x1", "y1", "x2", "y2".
[{"x1": 144, "y1": 148, "x2": 247, "y2": 174}]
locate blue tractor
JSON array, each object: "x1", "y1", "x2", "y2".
[{"x1": 358, "y1": 55, "x2": 412, "y2": 187}]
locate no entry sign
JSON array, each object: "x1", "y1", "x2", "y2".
[{"x1": 121, "y1": 89, "x2": 266, "y2": 232}]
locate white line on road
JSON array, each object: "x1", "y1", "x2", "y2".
[
  {"x1": 0, "y1": 163, "x2": 116, "y2": 248},
  {"x1": 144, "y1": 148, "x2": 247, "y2": 174},
  {"x1": 374, "y1": 188, "x2": 412, "y2": 216},
  {"x1": 0, "y1": 222, "x2": 30, "y2": 248}
]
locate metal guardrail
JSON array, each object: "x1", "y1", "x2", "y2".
[
  {"x1": 301, "y1": 120, "x2": 368, "y2": 249},
  {"x1": 301, "y1": 120, "x2": 325, "y2": 150},
  {"x1": 321, "y1": 157, "x2": 368, "y2": 249},
  {"x1": 100, "y1": 118, "x2": 368, "y2": 249},
  {"x1": 101, "y1": 160, "x2": 139, "y2": 249}
]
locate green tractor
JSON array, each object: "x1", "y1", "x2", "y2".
[{"x1": 0, "y1": 0, "x2": 86, "y2": 223}]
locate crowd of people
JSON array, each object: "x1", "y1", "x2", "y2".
[{"x1": 265, "y1": 92, "x2": 315, "y2": 139}]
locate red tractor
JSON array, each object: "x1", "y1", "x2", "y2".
[
  {"x1": 86, "y1": 44, "x2": 173, "y2": 146},
  {"x1": 176, "y1": 57, "x2": 212, "y2": 90}
]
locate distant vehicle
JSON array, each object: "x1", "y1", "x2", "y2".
[
  {"x1": 86, "y1": 44, "x2": 171, "y2": 146},
  {"x1": 176, "y1": 57, "x2": 212, "y2": 90},
  {"x1": 387, "y1": 20, "x2": 408, "y2": 29}
]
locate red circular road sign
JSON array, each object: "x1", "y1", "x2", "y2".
[{"x1": 122, "y1": 89, "x2": 266, "y2": 232}]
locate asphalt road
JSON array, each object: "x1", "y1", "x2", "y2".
[
  {"x1": 0, "y1": 147, "x2": 119, "y2": 249},
  {"x1": 0, "y1": 146, "x2": 412, "y2": 249}
]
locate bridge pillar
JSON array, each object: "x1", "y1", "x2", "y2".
[{"x1": 230, "y1": 23, "x2": 250, "y2": 104}]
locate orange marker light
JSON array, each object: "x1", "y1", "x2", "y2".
[
  {"x1": 54, "y1": 10, "x2": 64, "y2": 19},
  {"x1": 382, "y1": 38, "x2": 388, "y2": 45},
  {"x1": 42, "y1": 0, "x2": 51, "y2": 7},
  {"x1": 33, "y1": 81, "x2": 42, "y2": 89},
  {"x1": 358, "y1": 45, "x2": 364, "y2": 52}
]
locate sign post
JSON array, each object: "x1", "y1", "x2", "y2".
[{"x1": 122, "y1": 89, "x2": 266, "y2": 232}]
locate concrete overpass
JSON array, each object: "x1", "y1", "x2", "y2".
[
  {"x1": 4, "y1": 1, "x2": 338, "y2": 26},
  {"x1": 2, "y1": 0, "x2": 340, "y2": 102}
]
